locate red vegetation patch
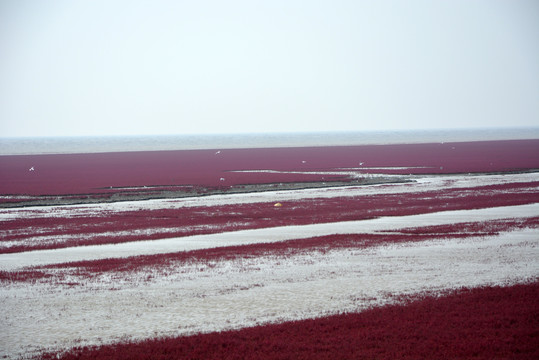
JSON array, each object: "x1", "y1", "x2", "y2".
[
  {"x1": 1, "y1": 139, "x2": 538, "y2": 196},
  {"x1": 41, "y1": 282, "x2": 539, "y2": 360},
  {"x1": 2, "y1": 181, "x2": 538, "y2": 253},
  {"x1": 0, "y1": 270, "x2": 53, "y2": 282},
  {"x1": 385, "y1": 216, "x2": 539, "y2": 236},
  {"x1": 3, "y1": 217, "x2": 535, "y2": 284}
]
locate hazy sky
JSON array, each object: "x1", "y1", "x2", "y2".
[{"x1": 1, "y1": 0, "x2": 538, "y2": 137}]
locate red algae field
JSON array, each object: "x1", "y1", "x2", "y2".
[{"x1": 0, "y1": 140, "x2": 538, "y2": 359}]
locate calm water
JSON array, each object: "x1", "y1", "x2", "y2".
[{"x1": 1, "y1": 128, "x2": 538, "y2": 155}]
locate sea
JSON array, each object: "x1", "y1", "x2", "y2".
[{"x1": 1, "y1": 127, "x2": 538, "y2": 155}]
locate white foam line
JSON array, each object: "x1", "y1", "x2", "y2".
[
  {"x1": 1, "y1": 203, "x2": 537, "y2": 271},
  {"x1": 231, "y1": 167, "x2": 432, "y2": 172},
  {"x1": 336, "y1": 166, "x2": 434, "y2": 170},
  {"x1": 228, "y1": 169, "x2": 404, "y2": 177}
]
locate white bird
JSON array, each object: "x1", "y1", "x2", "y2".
[
  {"x1": 215, "y1": 150, "x2": 221, "y2": 155},
  {"x1": 220, "y1": 177, "x2": 225, "y2": 181},
  {"x1": 359, "y1": 162, "x2": 364, "y2": 166},
  {"x1": 29, "y1": 167, "x2": 34, "y2": 171}
]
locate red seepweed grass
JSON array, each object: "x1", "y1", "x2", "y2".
[
  {"x1": 40, "y1": 282, "x2": 539, "y2": 360},
  {"x1": 3, "y1": 217, "x2": 536, "y2": 284},
  {"x1": 2, "y1": 181, "x2": 538, "y2": 254},
  {"x1": 2, "y1": 139, "x2": 538, "y2": 360},
  {"x1": 1, "y1": 140, "x2": 537, "y2": 359},
  {"x1": 1, "y1": 139, "x2": 538, "y2": 197}
]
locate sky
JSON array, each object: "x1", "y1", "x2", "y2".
[{"x1": 1, "y1": 0, "x2": 538, "y2": 138}]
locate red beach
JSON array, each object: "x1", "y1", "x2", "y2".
[
  {"x1": 0, "y1": 139, "x2": 538, "y2": 197},
  {"x1": 0, "y1": 138, "x2": 538, "y2": 360}
]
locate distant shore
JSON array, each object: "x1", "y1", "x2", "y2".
[{"x1": 3, "y1": 128, "x2": 539, "y2": 156}]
